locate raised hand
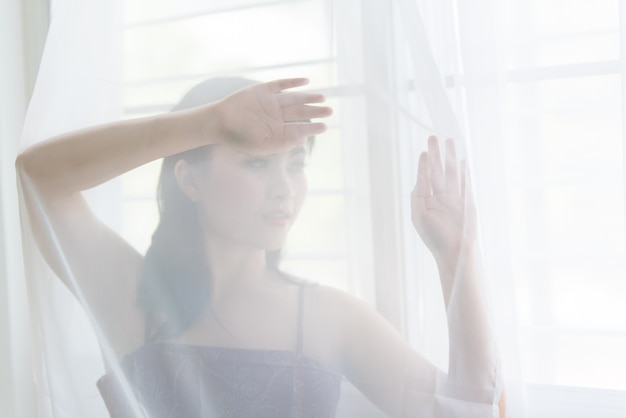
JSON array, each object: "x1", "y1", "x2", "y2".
[
  {"x1": 215, "y1": 78, "x2": 332, "y2": 153},
  {"x1": 411, "y1": 136, "x2": 476, "y2": 265}
]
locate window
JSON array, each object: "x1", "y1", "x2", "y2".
[
  {"x1": 119, "y1": 0, "x2": 375, "y2": 299},
  {"x1": 503, "y1": 0, "x2": 626, "y2": 394},
  {"x1": 438, "y1": 0, "x2": 626, "y2": 415}
]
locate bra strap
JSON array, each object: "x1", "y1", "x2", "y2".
[{"x1": 296, "y1": 284, "x2": 305, "y2": 353}]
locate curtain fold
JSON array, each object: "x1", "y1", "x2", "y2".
[
  {"x1": 451, "y1": 1, "x2": 525, "y2": 416},
  {"x1": 1, "y1": 0, "x2": 38, "y2": 417},
  {"x1": 19, "y1": 0, "x2": 124, "y2": 416}
]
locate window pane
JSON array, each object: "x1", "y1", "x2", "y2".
[
  {"x1": 285, "y1": 194, "x2": 347, "y2": 255},
  {"x1": 521, "y1": 333, "x2": 626, "y2": 390},
  {"x1": 124, "y1": 0, "x2": 331, "y2": 81},
  {"x1": 306, "y1": 127, "x2": 345, "y2": 190},
  {"x1": 506, "y1": 0, "x2": 619, "y2": 68},
  {"x1": 123, "y1": 63, "x2": 337, "y2": 114},
  {"x1": 511, "y1": 185, "x2": 625, "y2": 255},
  {"x1": 551, "y1": 263, "x2": 626, "y2": 331},
  {"x1": 122, "y1": 199, "x2": 159, "y2": 253},
  {"x1": 516, "y1": 261, "x2": 626, "y2": 330},
  {"x1": 121, "y1": 160, "x2": 161, "y2": 196},
  {"x1": 506, "y1": 75, "x2": 622, "y2": 181},
  {"x1": 125, "y1": 0, "x2": 293, "y2": 25}
]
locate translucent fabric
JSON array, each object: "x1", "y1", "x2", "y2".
[{"x1": 16, "y1": 0, "x2": 503, "y2": 417}]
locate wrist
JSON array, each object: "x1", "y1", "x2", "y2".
[
  {"x1": 206, "y1": 100, "x2": 227, "y2": 144},
  {"x1": 433, "y1": 240, "x2": 478, "y2": 270},
  {"x1": 434, "y1": 243, "x2": 480, "y2": 305},
  {"x1": 167, "y1": 102, "x2": 223, "y2": 150}
]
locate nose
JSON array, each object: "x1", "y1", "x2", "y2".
[{"x1": 268, "y1": 168, "x2": 295, "y2": 200}]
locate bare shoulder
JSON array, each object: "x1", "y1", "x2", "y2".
[
  {"x1": 305, "y1": 283, "x2": 379, "y2": 322},
  {"x1": 294, "y1": 283, "x2": 368, "y2": 370},
  {"x1": 279, "y1": 273, "x2": 394, "y2": 341},
  {"x1": 303, "y1": 283, "x2": 392, "y2": 348},
  {"x1": 302, "y1": 282, "x2": 411, "y2": 378}
]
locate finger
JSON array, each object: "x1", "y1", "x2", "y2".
[
  {"x1": 459, "y1": 159, "x2": 477, "y2": 222},
  {"x1": 444, "y1": 138, "x2": 460, "y2": 195},
  {"x1": 277, "y1": 92, "x2": 326, "y2": 106},
  {"x1": 461, "y1": 159, "x2": 474, "y2": 203},
  {"x1": 265, "y1": 78, "x2": 310, "y2": 93},
  {"x1": 416, "y1": 151, "x2": 431, "y2": 196},
  {"x1": 283, "y1": 122, "x2": 328, "y2": 142},
  {"x1": 428, "y1": 135, "x2": 445, "y2": 194},
  {"x1": 411, "y1": 151, "x2": 430, "y2": 216},
  {"x1": 282, "y1": 104, "x2": 333, "y2": 122}
]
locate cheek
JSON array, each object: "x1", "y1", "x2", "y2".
[
  {"x1": 292, "y1": 175, "x2": 308, "y2": 215},
  {"x1": 201, "y1": 169, "x2": 264, "y2": 222},
  {"x1": 215, "y1": 177, "x2": 260, "y2": 209}
]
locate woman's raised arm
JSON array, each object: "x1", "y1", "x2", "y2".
[
  {"x1": 15, "y1": 78, "x2": 331, "y2": 357},
  {"x1": 411, "y1": 136, "x2": 496, "y2": 388},
  {"x1": 16, "y1": 78, "x2": 329, "y2": 195},
  {"x1": 330, "y1": 136, "x2": 503, "y2": 417}
]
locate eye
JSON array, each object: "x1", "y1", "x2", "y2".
[
  {"x1": 289, "y1": 159, "x2": 307, "y2": 172},
  {"x1": 245, "y1": 158, "x2": 269, "y2": 169}
]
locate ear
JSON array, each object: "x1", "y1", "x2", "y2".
[{"x1": 174, "y1": 159, "x2": 203, "y2": 201}]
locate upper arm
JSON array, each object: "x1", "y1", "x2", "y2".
[
  {"x1": 20, "y1": 183, "x2": 146, "y2": 357},
  {"x1": 319, "y1": 286, "x2": 503, "y2": 417},
  {"x1": 313, "y1": 286, "x2": 437, "y2": 416}
]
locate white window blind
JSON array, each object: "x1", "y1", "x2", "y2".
[{"x1": 119, "y1": 0, "x2": 378, "y2": 303}]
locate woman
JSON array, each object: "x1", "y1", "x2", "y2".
[{"x1": 16, "y1": 77, "x2": 504, "y2": 417}]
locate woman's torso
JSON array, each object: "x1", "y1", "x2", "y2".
[{"x1": 97, "y1": 282, "x2": 343, "y2": 418}]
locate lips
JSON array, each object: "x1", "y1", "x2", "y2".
[{"x1": 262, "y1": 209, "x2": 292, "y2": 227}]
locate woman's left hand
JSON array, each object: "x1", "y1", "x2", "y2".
[{"x1": 410, "y1": 136, "x2": 476, "y2": 265}]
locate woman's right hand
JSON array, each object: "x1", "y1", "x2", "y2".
[
  {"x1": 410, "y1": 136, "x2": 476, "y2": 267},
  {"x1": 213, "y1": 78, "x2": 332, "y2": 152}
]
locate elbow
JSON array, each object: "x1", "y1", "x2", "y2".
[
  {"x1": 14, "y1": 149, "x2": 41, "y2": 206},
  {"x1": 15, "y1": 146, "x2": 53, "y2": 200},
  {"x1": 15, "y1": 151, "x2": 32, "y2": 188},
  {"x1": 15, "y1": 144, "x2": 49, "y2": 187},
  {"x1": 15, "y1": 146, "x2": 36, "y2": 179},
  {"x1": 15, "y1": 150, "x2": 27, "y2": 173}
]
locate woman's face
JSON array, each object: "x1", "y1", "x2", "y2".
[{"x1": 192, "y1": 144, "x2": 309, "y2": 250}]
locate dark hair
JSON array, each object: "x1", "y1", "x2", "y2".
[{"x1": 138, "y1": 78, "x2": 308, "y2": 341}]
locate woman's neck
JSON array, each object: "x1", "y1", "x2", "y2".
[{"x1": 203, "y1": 238, "x2": 272, "y2": 299}]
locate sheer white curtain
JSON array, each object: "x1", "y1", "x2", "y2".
[
  {"x1": 0, "y1": 0, "x2": 29, "y2": 415},
  {"x1": 8, "y1": 0, "x2": 626, "y2": 417},
  {"x1": 446, "y1": 0, "x2": 626, "y2": 416},
  {"x1": 17, "y1": 0, "x2": 124, "y2": 415},
  {"x1": 1, "y1": 0, "x2": 47, "y2": 417}
]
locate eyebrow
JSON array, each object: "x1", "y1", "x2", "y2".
[
  {"x1": 289, "y1": 146, "x2": 307, "y2": 156},
  {"x1": 236, "y1": 146, "x2": 307, "y2": 158}
]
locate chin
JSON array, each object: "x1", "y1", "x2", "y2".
[
  {"x1": 260, "y1": 236, "x2": 289, "y2": 252},
  {"x1": 242, "y1": 231, "x2": 289, "y2": 252}
]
